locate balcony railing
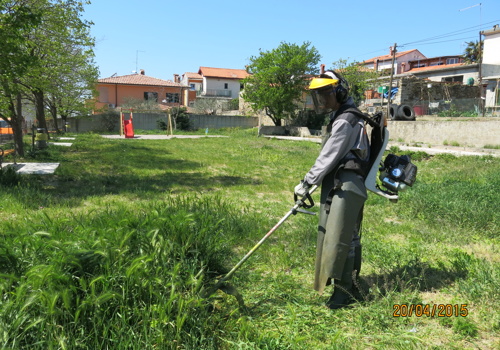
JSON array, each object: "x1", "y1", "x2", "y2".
[{"x1": 196, "y1": 89, "x2": 232, "y2": 98}]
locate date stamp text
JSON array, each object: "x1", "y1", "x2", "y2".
[{"x1": 393, "y1": 304, "x2": 468, "y2": 317}]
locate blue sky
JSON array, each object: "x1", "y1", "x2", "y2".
[{"x1": 83, "y1": 0, "x2": 500, "y2": 81}]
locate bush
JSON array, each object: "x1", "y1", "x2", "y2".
[
  {"x1": 0, "y1": 166, "x2": 21, "y2": 186},
  {"x1": 157, "y1": 107, "x2": 192, "y2": 131}
]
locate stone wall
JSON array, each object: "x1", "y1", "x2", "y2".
[
  {"x1": 387, "y1": 119, "x2": 499, "y2": 148},
  {"x1": 398, "y1": 77, "x2": 479, "y2": 107}
]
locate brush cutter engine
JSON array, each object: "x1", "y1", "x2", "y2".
[{"x1": 378, "y1": 154, "x2": 417, "y2": 193}]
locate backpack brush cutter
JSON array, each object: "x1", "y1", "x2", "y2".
[{"x1": 200, "y1": 186, "x2": 318, "y2": 309}]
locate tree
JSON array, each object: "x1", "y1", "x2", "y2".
[
  {"x1": 462, "y1": 40, "x2": 483, "y2": 64},
  {"x1": 45, "y1": 49, "x2": 98, "y2": 133},
  {"x1": 0, "y1": 0, "x2": 42, "y2": 156},
  {"x1": 21, "y1": 0, "x2": 96, "y2": 135},
  {"x1": 1, "y1": 0, "x2": 96, "y2": 154},
  {"x1": 243, "y1": 41, "x2": 321, "y2": 126},
  {"x1": 330, "y1": 59, "x2": 381, "y2": 105}
]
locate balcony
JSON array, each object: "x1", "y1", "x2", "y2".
[{"x1": 196, "y1": 89, "x2": 232, "y2": 98}]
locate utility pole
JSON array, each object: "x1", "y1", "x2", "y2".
[{"x1": 387, "y1": 43, "x2": 397, "y2": 119}]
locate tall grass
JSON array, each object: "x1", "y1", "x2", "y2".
[{"x1": 0, "y1": 129, "x2": 498, "y2": 349}]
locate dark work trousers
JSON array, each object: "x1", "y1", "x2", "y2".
[{"x1": 313, "y1": 168, "x2": 367, "y2": 294}]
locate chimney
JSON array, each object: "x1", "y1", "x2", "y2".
[
  {"x1": 140, "y1": 69, "x2": 145, "y2": 75},
  {"x1": 173, "y1": 74, "x2": 180, "y2": 83},
  {"x1": 320, "y1": 64, "x2": 325, "y2": 74},
  {"x1": 389, "y1": 46, "x2": 394, "y2": 56}
]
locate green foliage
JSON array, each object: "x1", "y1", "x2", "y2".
[
  {"x1": 0, "y1": 166, "x2": 21, "y2": 186},
  {"x1": 0, "y1": 0, "x2": 97, "y2": 155},
  {"x1": 330, "y1": 59, "x2": 381, "y2": 105},
  {"x1": 228, "y1": 98, "x2": 239, "y2": 111},
  {"x1": 437, "y1": 105, "x2": 479, "y2": 118},
  {"x1": 461, "y1": 40, "x2": 483, "y2": 64},
  {"x1": 121, "y1": 97, "x2": 164, "y2": 111},
  {"x1": 172, "y1": 107, "x2": 191, "y2": 130},
  {"x1": 292, "y1": 109, "x2": 328, "y2": 130},
  {"x1": 243, "y1": 41, "x2": 321, "y2": 126},
  {"x1": 157, "y1": 107, "x2": 191, "y2": 131}
]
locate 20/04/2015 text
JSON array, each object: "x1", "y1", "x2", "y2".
[{"x1": 393, "y1": 304, "x2": 468, "y2": 317}]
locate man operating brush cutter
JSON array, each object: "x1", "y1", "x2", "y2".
[
  {"x1": 202, "y1": 71, "x2": 416, "y2": 310},
  {"x1": 295, "y1": 70, "x2": 417, "y2": 310},
  {"x1": 294, "y1": 70, "x2": 369, "y2": 309}
]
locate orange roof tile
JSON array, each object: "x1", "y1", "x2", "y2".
[
  {"x1": 98, "y1": 73, "x2": 182, "y2": 87},
  {"x1": 406, "y1": 63, "x2": 465, "y2": 73},
  {"x1": 363, "y1": 49, "x2": 424, "y2": 64},
  {"x1": 198, "y1": 67, "x2": 249, "y2": 79},
  {"x1": 184, "y1": 72, "x2": 202, "y2": 79}
]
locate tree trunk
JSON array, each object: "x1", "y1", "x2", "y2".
[
  {"x1": 10, "y1": 94, "x2": 25, "y2": 157},
  {"x1": 49, "y1": 103, "x2": 60, "y2": 133},
  {"x1": 33, "y1": 88, "x2": 50, "y2": 138}
]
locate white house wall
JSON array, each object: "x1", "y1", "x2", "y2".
[
  {"x1": 482, "y1": 31, "x2": 500, "y2": 78},
  {"x1": 482, "y1": 27, "x2": 500, "y2": 109},
  {"x1": 203, "y1": 77, "x2": 241, "y2": 98},
  {"x1": 420, "y1": 68, "x2": 478, "y2": 84}
]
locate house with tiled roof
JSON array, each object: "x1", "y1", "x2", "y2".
[
  {"x1": 196, "y1": 67, "x2": 250, "y2": 99},
  {"x1": 95, "y1": 69, "x2": 186, "y2": 111},
  {"x1": 362, "y1": 48, "x2": 427, "y2": 75}
]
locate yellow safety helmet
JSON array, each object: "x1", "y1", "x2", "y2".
[{"x1": 308, "y1": 77, "x2": 339, "y2": 90}]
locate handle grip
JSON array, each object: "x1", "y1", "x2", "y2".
[{"x1": 293, "y1": 184, "x2": 318, "y2": 209}]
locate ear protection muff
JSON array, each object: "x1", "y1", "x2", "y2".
[{"x1": 330, "y1": 70, "x2": 349, "y2": 104}]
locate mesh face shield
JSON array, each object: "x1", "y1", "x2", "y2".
[{"x1": 310, "y1": 85, "x2": 336, "y2": 115}]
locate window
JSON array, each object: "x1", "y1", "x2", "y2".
[
  {"x1": 442, "y1": 76, "x2": 463, "y2": 83},
  {"x1": 447, "y1": 58, "x2": 459, "y2": 64},
  {"x1": 166, "y1": 93, "x2": 179, "y2": 103},
  {"x1": 144, "y1": 92, "x2": 158, "y2": 102},
  {"x1": 224, "y1": 83, "x2": 228, "y2": 89},
  {"x1": 190, "y1": 83, "x2": 195, "y2": 91},
  {"x1": 99, "y1": 87, "x2": 109, "y2": 102}
]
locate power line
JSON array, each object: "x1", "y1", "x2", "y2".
[
  {"x1": 401, "y1": 20, "x2": 499, "y2": 46},
  {"x1": 350, "y1": 20, "x2": 499, "y2": 62}
]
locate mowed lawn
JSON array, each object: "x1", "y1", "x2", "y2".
[{"x1": 0, "y1": 129, "x2": 498, "y2": 349}]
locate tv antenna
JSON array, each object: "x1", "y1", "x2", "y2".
[
  {"x1": 459, "y1": 3, "x2": 482, "y2": 30},
  {"x1": 135, "y1": 50, "x2": 145, "y2": 73}
]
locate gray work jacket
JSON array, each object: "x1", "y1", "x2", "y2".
[{"x1": 304, "y1": 98, "x2": 369, "y2": 186}]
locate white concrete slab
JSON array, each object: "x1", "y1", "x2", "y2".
[
  {"x1": 101, "y1": 135, "x2": 227, "y2": 139},
  {"x1": 3, "y1": 163, "x2": 60, "y2": 174},
  {"x1": 57, "y1": 137, "x2": 76, "y2": 140},
  {"x1": 49, "y1": 142, "x2": 72, "y2": 147}
]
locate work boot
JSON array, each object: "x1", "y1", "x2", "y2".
[{"x1": 326, "y1": 256, "x2": 355, "y2": 310}]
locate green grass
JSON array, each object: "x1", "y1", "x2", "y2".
[{"x1": 0, "y1": 128, "x2": 499, "y2": 349}]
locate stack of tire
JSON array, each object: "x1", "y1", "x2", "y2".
[{"x1": 389, "y1": 104, "x2": 416, "y2": 121}]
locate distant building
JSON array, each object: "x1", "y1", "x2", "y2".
[
  {"x1": 361, "y1": 48, "x2": 427, "y2": 75},
  {"x1": 95, "y1": 69, "x2": 185, "y2": 111},
  {"x1": 481, "y1": 25, "x2": 500, "y2": 112},
  {"x1": 401, "y1": 56, "x2": 478, "y2": 85},
  {"x1": 196, "y1": 67, "x2": 249, "y2": 100}
]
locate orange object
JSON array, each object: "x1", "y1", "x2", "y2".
[{"x1": 123, "y1": 119, "x2": 134, "y2": 138}]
